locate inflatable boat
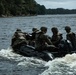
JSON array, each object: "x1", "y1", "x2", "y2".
[
  {"x1": 12, "y1": 40, "x2": 75, "y2": 61},
  {"x1": 12, "y1": 44, "x2": 54, "y2": 61}
]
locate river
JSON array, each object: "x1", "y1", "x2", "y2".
[{"x1": 0, "y1": 14, "x2": 76, "y2": 75}]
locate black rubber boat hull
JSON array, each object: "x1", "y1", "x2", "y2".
[
  {"x1": 12, "y1": 45, "x2": 54, "y2": 61},
  {"x1": 12, "y1": 43, "x2": 76, "y2": 61}
]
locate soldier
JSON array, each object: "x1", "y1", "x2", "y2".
[
  {"x1": 35, "y1": 26, "x2": 58, "y2": 52},
  {"x1": 31, "y1": 28, "x2": 39, "y2": 40},
  {"x1": 27, "y1": 28, "x2": 39, "y2": 46},
  {"x1": 11, "y1": 29, "x2": 27, "y2": 49},
  {"x1": 11, "y1": 29, "x2": 21, "y2": 46},
  {"x1": 51, "y1": 27, "x2": 63, "y2": 47},
  {"x1": 65, "y1": 26, "x2": 76, "y2": 50}
]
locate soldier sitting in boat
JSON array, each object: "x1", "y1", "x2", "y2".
[
  {"x1": 31, "y1": 28, "x2": 39, "y2": 40},
  {"x1": 29, "y1": 28, "x2": 39, "y2": 46},
  {"x1": 65, "y1": 26, "x2": 76, "y2": 50},
  {"x1": 51, "y1": 27, "x2": 63, "y2": 47},
  {"x1": 11, "y1": 29, "x2": 27, "y2": 49},
  {"x1": 35, "y1": 26, "x2": 58, "y2": 52}
]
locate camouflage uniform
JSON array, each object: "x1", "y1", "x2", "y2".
[
  {"x1": 51, "y1": 27, "x2": 63, "y2": 47},
  {"x1": 11, "y1": 29, "x2": 27, "y2": 49},
  {"x1": 35, "y1": 32, "x2": 57, "y2": 51},
  {"x1": 31, "y1": 28, "x2": 39, "y2": 40},
  {"x1": 66, "y1": 32, "x2": 76, "y2": 50},
  {"x1": 65, "y1": 26, "x2": 76, "y2": 50},
  {"x1": 51, "y1": 33, "x2": 63, "y2": 47}
]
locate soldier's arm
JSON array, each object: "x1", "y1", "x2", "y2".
[
  {"x1": 44, "y1": 35, "x2": 53, "y2": 45},
  {"x1": 52, "y1": 36, "x2": 61, "y2": 45}
]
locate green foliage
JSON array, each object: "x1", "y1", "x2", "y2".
[
  {"x1": 0, "y1": 0, "x2": 76, "y2": 16},
  {"x1": 0, "y1": 0, "x2": 40, "y2": 16},
  {"x1": 0, "y1": 2, "x2": 5, "y2": 15},
  {"x1": 46, "y1": 8, "x2": 76, "y2": 14}
]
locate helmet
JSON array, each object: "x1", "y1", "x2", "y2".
[
  {"x1": 40, "y1": 27, "x2": 47, "y2": 31},
  {"x1": 32, "y1": 28, "x2": 39, "y2": 32},
  {"x1": 16, "y1": 28, "x2": 21, "y2": 32},
  {"x1": 51, "y1": 27, "x2": 58, "y2": 32},
  {"x1": 65, "y1": 26, "x2": 71, "y2": 30}
]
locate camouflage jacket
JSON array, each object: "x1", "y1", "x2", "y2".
[{"x1": 35, "y1": 32, "x2": 52, "y2": 49}]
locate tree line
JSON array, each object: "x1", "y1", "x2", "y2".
[
  {"x1": 46, "y1": 8, "x2": 76, "y2": 14},
  {"x1": 0, "y1": 0, "x2": 76, "y2": 17}
]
